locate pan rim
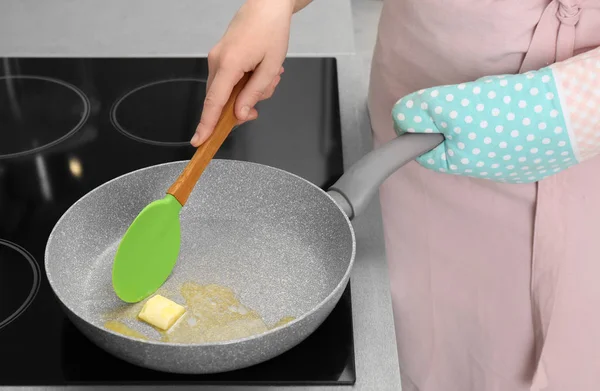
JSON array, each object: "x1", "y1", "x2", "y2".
[{"x1": 45, "y1": 159, "x2": 356, "y2": 348}]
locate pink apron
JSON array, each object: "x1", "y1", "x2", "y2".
[{"x1": 367, "y1": 1, "x2": 600, "y2": 390}]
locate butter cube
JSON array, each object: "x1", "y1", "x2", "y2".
[{"x1": 138, "y1": 295, "x2": 186, "y2": 331}]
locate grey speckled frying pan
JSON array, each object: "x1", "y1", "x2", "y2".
[{"x1": 44, "y1": 132, "x2": 442, "y2": 374}]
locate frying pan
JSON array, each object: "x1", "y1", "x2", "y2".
[{"x1": 44, "y1": 132, "x2": 443, "y2": 374}]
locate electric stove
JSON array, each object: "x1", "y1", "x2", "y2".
[{"x1": 0, "y1": 57, "x2": 355, "y2": 386}]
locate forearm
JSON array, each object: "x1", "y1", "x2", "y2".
[{"x1": 391, "y1": 46, "x2": 600, "y2": 184}]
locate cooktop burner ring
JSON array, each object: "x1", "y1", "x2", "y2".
[
  {"x1": 0, "y1": 75, "x2": 91, "y2": 160},
  {"x1": 110, "y1": 78, "x2": 209, "y2": 147},
  {"x1": 0, "y1": 239, "x2": 41, "y2": 330}
]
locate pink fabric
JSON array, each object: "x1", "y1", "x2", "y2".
[{"x1": 367, "y1": 1, "x2": 600, "y2": 390}]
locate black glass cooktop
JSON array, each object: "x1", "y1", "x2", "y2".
[{"x1": 0, "y1": 57, "x2": 354, "y2": 386}]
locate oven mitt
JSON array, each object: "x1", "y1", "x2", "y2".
[{"x1": 392, "y1": 47, "x2": 600, "y2": 183}]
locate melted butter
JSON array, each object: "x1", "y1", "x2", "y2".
[
  {"x1": 104, "y1": 282, "x2": 295, "y2": 344},
  {"x1": 161, "y1": 283, "x2": 268, "y2": 343},
  {"x1": 271, "y1": 316, "x2": 295, "y2": 329},
  {"x1": 104, "y1": 320, "x2": 148, "y2": 340}
]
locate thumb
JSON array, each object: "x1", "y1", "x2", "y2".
[
  {"x1": 392, "y1": 91, "x2": 449, "y2": 171},
  {"x1": 234, "y1": 60, "x2": 282, "y2": 120},
  {"x1": 392, "y1": 92, "x2": 440, "y2": 135}
]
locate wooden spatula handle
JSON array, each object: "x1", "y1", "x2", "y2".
[{"x1": 167, "y1": 73, "x2": 251, "y2": 206}]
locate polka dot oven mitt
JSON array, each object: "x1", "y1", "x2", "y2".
[{"x1": 392, "y1": 47, "x2": 600, "y2": 183}]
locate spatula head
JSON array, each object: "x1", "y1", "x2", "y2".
[{"x1": 112, "y1": 194, "x2": 182, "y2": 303}]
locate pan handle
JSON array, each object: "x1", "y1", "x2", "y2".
[{"x1": 327, "y1": 132, "x2": 443, "y2": 220}]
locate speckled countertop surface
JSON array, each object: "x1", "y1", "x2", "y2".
[{"x1": 0, "y1": 0, "x2": 401, "y2": 389}]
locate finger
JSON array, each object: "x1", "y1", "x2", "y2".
[
  {"x1": 234, "y1": 60, "x2": 282, "y2": 120},
  {"x1": 205, "y1": 48, "x2": 219, "y2": 93},
  {"x1": 238, "y1": 107, "x2": 259, "y2": 124},
  {"x1": 192, "y1": 68, "x2": 243, "y2": 146},
  {"x1": 206, "y1": 71, "x2": 216, "y2": 94},
  {"x1": 261, "y1": 75, "x2": 281, "y2": 101},
  {"x1": 248, "y1": 108, "x2": 259, "y2": 121}
]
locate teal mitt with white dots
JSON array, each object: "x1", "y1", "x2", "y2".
[{"x1": 392, "y1": 47, "x2": 600, "y2": 183}]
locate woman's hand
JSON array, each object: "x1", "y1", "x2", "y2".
[
  {"x1": 191, "y1": 0, "x2": 310, "y2": 146},
  {"x1": 392, "y1": 47, "x2": 600, "y2": 184}
]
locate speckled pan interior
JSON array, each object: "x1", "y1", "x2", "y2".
[{"x1": 44, "y1": 159, "x2": 354, "y2": 372}]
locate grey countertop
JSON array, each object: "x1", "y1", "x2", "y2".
[
  {"x1": 0, "y1": 0, "x2": 401, "y2": 390},
  {"x1": 0, "y1": 0, "x2": 355, "y2": 57}
]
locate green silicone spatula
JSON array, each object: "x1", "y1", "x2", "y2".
[{"x1": 112, "y1": 73, "x2": 251, "y2": 303}]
